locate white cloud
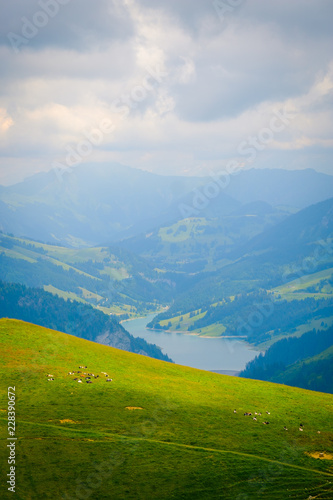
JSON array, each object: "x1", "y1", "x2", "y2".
[
  {"x1": 0, "y1": 0, "x2": 332, "y2": 185},
  {"x1": 0, "y1": 108, "x2": 13, "y2": 133}
]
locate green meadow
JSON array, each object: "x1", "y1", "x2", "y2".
[
  {"x1": 0, "y1": 234, "x2": 165, "y2": 318},
  {"x1": 0, "y1": 319, "x2": 333, "y2": 499},
  {"x1": 272, "y1": 267, "x2": 333, "y2": 300}
]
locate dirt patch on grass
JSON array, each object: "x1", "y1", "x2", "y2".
[
  {"x1": 59, "y1": 419, "x2": 78, "y2": 424},
  {"x1": 125, "y1": 407, "x2": 143, "y2": 410},
  {"x1": 306, "y1": 451, "x2": 333, "y2": 460}
]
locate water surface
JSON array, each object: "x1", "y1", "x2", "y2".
[{"x1": 124, "y1": 314, "x2": 260, "y2": 372}]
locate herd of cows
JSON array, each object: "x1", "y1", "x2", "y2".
[
  {"x1": 233, "y1": 409, "x2": 321, "y2": 433},
  {"x1": 47, "y1": 366, "x2": 113, "y2": 384}
]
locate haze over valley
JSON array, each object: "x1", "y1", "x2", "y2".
[{"x1": 1, "y1": 1, "x2": 333, "y2": 498}]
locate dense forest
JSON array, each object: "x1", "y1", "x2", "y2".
[
  {"x1": 240, "y1": 325, "x2": 333, "y2": 393},
  {"x1": 0, "y1": 281, "x2": 172, "y2": 362}
]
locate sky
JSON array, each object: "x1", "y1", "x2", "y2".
[{"x1": 0, "y1": 0, "x2": 332, "y2": 185}]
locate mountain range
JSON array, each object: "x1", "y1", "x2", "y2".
[
  {"x1": 1, "y1": 163, "x2": 333, "y2": 391},
  {"x1": 1, "y1": 164, "x2": 333, "y2": 247}
]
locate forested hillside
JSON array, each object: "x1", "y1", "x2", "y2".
[
  {"x1": 0, "y1": 233, "x2": 174, "y2": 318},
  {"x1": 240, "y1": 325, "x2": 333, "y2": 393},
  {"x1": 148, "y1": 198, "x2": 333, "y2": 341},
  {"x1": 0, "y1": 281, "x2": 172, "y2": 362}
]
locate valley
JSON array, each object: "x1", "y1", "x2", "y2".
[
  {"x1": 1, "y1": 167, "x2": 333, "y2": 387},
  {"x1": 0, "y1": 233, "x2": 172, "y2": 319},
  {"x1": 2, "y1": 4, "x2": 333, "y2": 497}
]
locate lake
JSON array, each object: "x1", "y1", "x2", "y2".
[{"x1": 123, "y1": 314, "x2": 260, "y2": 373}]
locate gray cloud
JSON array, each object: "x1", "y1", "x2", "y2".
[
  {"x1": 171, "y1": 31, "x2": 332, "y2": 121},
  {"x1": 137, "y1": 0, "x2": 333, "y2": 39},
  {"x1": 0, "y1": 0, "x2": 332, "y2": 184},
  {"x1": 1, "y1": 0, "x2": 134, "y2": 52},
  {"x1": 238, "y1": 0, "x2": 333, "y2": 39}
]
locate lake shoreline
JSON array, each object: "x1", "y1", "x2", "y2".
[
  {"x1": 124, "y1": 314, "x2": 260, "y2": 372},
  {"x1": 146, "y1": 326, "x2": 248, "y2": 339}
]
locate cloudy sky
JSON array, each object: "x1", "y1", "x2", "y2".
[{"x1": 0, "y1": 0, "x2": 332, "y2": 185}]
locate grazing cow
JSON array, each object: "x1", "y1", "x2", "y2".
[
  {"x1": 263, "y1": 421, "x2": 269, "y2": 425},
  {"x1": 284, "y1": 426, "x2": 288, "y2": 431},
  {"x1": 47, "y1": 379, "x2": 54, "y2": 381},
  {"x1": 266, "y1": 411, "x2": 270, "y2": 415},
  {"x1": 233, "y1": 410, "x2": 237, "y2": 413},
  {"x1": 77, "y1": 380, "x2": 82, "y2": 383},
  {"x1": 95, "y1": 376, "x2": 99, "y2": 378},
  {"x1": 300, "y1": 423, "x2": 303, "y2": 427},
  {"x1": 253, "y1": 417, "x2": 257, "y2": 421},
  {"x1": 47, "y1": 374, "x2": 53, "y2": 377},
  {"x1": 73, "y1": 378, "x2": 78, "y2": 381},
  {"x1": 299, "y1": 428, "x2": 303, "y2": 431},
  {"x1": 86, "y1": 380, "x2": 92, "y2": 384},
  {"x1": 317, "y1": 431, "x2": 321, "y2": 434},
  {"x1": 106, "y1": 379, "x2": 112, "y2": 382},
  {"x1": 258, "y1": 412, "x2": 262, "y2": 416}
]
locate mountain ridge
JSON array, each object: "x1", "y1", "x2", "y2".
[{"x1": 1, "y1": 164, "x2": 333, "y2": 247}]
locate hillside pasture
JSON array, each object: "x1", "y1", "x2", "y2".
[{"x1": 0, "y1": 319, "x2": 332, "y2": 499}]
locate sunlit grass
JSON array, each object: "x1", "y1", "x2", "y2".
[{"x1": 0, "y1": 319, "x2": 332, "y2": 498}]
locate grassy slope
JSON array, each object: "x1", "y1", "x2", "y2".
[
  {"x1": 273, "y1": 345, "x2": 333, "y2": 389},
  {"x1": 272, "y1": 267, "x2": 333, "y2": 300},
  {"x1": 0, "y1": 234, "x2": 163, "y2": 317},
  {"x1": 0, "y1": 319, "x2": 333, "y2": 499}
]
